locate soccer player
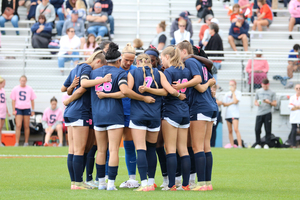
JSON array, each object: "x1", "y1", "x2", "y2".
[
  {"x1": 0, "y1": 78, "x2": 10, "y2": 147},
  {"x1": 42, "y1": 97, "x2": 64, "y2": 147},
  {"x1": 144, "y1": 46, "x2": 163, "y2": 71},
  {"x1": 10, "y1": 75, "x2": 36, "y2": 146}
]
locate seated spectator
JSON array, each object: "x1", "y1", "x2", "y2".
[
  {"x1": 199, "y1": 14, "x2": 213, "y2": 46},
  {"x1": 26, "y1": 0, "x2": 40, "y2": 20},
  {"x1": 58, "y1": 28, "x2": 81, "y2": 74},
  {"x1": 196, "y1": 0, "x2": 214, "y2": 23},
  {"x1": 228, "y1": 14, "x2": 249, "y2": 52},
  {"x1": 95, "y1": 0, "x2": 114, "y2": 38},
  {"x1": 86, "y1": 2, "x2": 108, "y2": 38},
  {"x1": 251, "y1": 0, "x2": 272, "y2": 22},
  {"x1": 150, "y1": 21, "x2": 169, "y2": 50},
  {"x1": 65, "y1": 0, "x2": 87, "y2": 16},
  {"x1": 31, "y1": 14, "x2": 53, "y2": 48},
  {"x1": 50, "y1": 0, "x2": 64, "y2": 20},
  {"x1": 19, "y1": 0, "x2": 32, "y2": 14},
  {"x1": 288, "y1": 0, "x2": 300, "y2": 39},
  {"x1": 0, "y1": 0, "x2": 20, "y2": 35},
  {"x1": 133, "y1": 38, "x2": 144, "y2": 55},
  {"x1": 239, "y1": 0, "x2": 250, "y2": 14},
  {"x1": 43, "y1": 97, "x2": 63, "y2": 147},
  {"x1": 202, "y1": 18, "x2": 223, "y2": 49},
  {"x1": 144, "y1": 46, "x2": 163, "y2": 71},
  {"x1": 35, "y1": 0, "x2": 55, "y2": 25},
  {"x1": 174, "y1": 20, "x2": 191, "y2": 45},
  {"x1": 228, "y1": 4, "x2": 240, "y2": 23},
  {"x1": 251, "y1": 0, "x2": 273, "y2": 39},
  {"x1": 170, "y1": 11, "x2": 193, "y2": 45},
  {"x1": 66, "y1": 0, "x2": 87, "y2": 21},
  {"x1": 246, "y1": 49, "x2": 268, "y2": 90},
  {"x1": 83, "y1": 34, "x2": 96, "y2": 59}
]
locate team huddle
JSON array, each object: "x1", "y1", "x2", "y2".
[{"x1": 61, "y1": 40, "x2": 218, "y2": 191}]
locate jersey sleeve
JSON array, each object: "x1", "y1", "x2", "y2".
[
  {"x1": 42, "y1": 109, "x2": 48, "y2": 122},
  {"x1": 158, "y1": 34, "x2": 167, "y2": 44},
  {"x1": 164, "y1": 69, "x2": 173, "y2": 85},
  {"x1": 30, "y1": 87, "x2": 37, "y2": 100},
  {"x1": 118, "y1": 71, "x2": 128, "y2": 87},
  {"x1": 10, "y1": 87, "x2": 17, "y2": 100},
  {"x1": 185, "y1": 59, "x2": 201, "y2": 77},
  {"x1": 81, "y1": 64, "x2": 92, "y2": 80},
  {"x1": 63, "y1": 72, "x2": 73, "y2": 88}
]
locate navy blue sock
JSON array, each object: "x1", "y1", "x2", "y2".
[
  {"x1": 194, "y1": 152, "x2": 206, "y2": 182},
  {"x1": 156, "y1": 147, "x2": 167, "y2": 177},
  {"x1": 96, "y1": 164, "x2": 105, "y2": 179},
  {"x1": 124, "y1": 140, "x2": 136, "y2": 176},
  {"x1": 136, "y1": 149, "x2": 147, "y2": 181},
  {"x1": 146, "y1": 142, "x2": 157, "y2": 179},
  {"x1": 205, "y1": 152, "x2": 213, "y2": 182},
  {"x1": 108, "y1": 166, "x2": 118, "y2": 181},
  {"x1": 181, "y1": 155, "x2": 191, "y2": 187},
  {"x1": 86, "y1": 145, "x2": 97, "y2": 181},
  {"x1": 105, "y1": 148, "x2": 109, "y2": 176},
  {"x1": 175, "y1": 152, "x2": 181, "y2": 177},
  {"x1": 67, "y1": 154, "x2": 75, "y2": 182},
  {"x1": 166, "y1": 153, "x2": 177, "y2": 188},
  {"x1": 188, "y1": 147, "x2": 196, "y2": 174},
  {"x1": 83, "y1": 153, "x2": 88, "y2": 174},
  {"x1": 73, "y1": 155, "x2": 84, "y2": 182}
]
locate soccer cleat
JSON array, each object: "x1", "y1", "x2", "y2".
[
  {"x1": 14, "y1": 143, "x2": 19, "y2": 147},
  {"x1": 160, "y1": 180, "x2": 168, "y2": 188},
  {"x1": 207, "y1": 185, "x2": 213, "y2": 191},
  {"x1": 107, "y1": 186, "x2": 118, "y2": 191},
  {"x1": 148, "y1": 184, "x2": 156, "y2": 191},
  {"x1": 44, "y1": 143, "x2": 49, "y2": 147},
  {"x1": 153, "y1": 183, "x2": 157, "y2": 188},
  {"x1": 189, "y1": 181, "x2": 197, "y2": 189},
  {"x1": 254, "y1": 144, "x2": 262, "y2": 149},
  {"x1": 119, "y1": 179, "x2": 140, "y2": 188},
  {"x1": 162, "y1": 185, "x2": 177, "y2": 191},
  {"x1": 73, "y1": 182, "x2": 93, "y2": 190},
  {"x1": 134, "y1": 186, "x2": 149, "y2": 192},
  {"x1": 264, "y1": 144, "x2": 269, "y2": 149},
  {"x1": 98, "y1": 182, "x2": 107, "y2": 190},
  {"x1": 177, "y1": 185, "x2": 190, "y2": 191},
  {"x1": 85, "y1": 180, "x2": 98, "y2": 188},
  {"x1": 192, "y1": 184, "x2": 207, "y2": 191},
  {"x1": 175, "y1": 179, "x2": 182, "y2": 187},
  {"x1": 71, "y1": 181, "x2": 75, "y2": 190}
]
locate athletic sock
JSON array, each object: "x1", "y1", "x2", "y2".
[
  {"x1": 166, "y1": 153, "x2": 177, "y2": 188},
  {"x1": 129, "y1": 175, "x2": 136, "y2": 180},
  {"x1": 96, "y1": 164, "x2": 105, "y2": 180},
  {"x1": 146, "y1": 142, "x2": 157, "y2": 179},
  {"x1": 108, "y1": 166, "x2": 118, "y2": 181},
  {"x1": 205, "y1": 152, "x2": 213, "y2": 183},
  {"x1": 107, "y1": 179, "x2": 115, "y2": 188},
  {"x1": 181, "y1": 155, "x2": 191, "y2": 187},
  {"x1": 86, "y1": 145, "x2": 97, "y2": 182},
  {"x1": 67, "y1": 154, "x2": 75, "y2": 182},
  {"x1": 148, "y1": 178, "x2": 155, "y2": 186},
  {"x1": 156, "y1": 146, "x2": 168, "y2": 177},
  {"x1": 124, "y1": 140, "x2": 136, "y2": 177},
  {"x1": 194, "y1": 152, "x2": 206, "y2": 183},
  {"x1": 188, "y1": 147, "x2": 196, "y2": 174},
  {"x1": 105, "y1": 148, "x2": 109, "y2": 176},
  {"x1": 175, "y1": 152, "x2": 181, "y2": 178},
  {"x1": 73, "y1": 155, "x2": 84, "y2": 182},
  {"x1": 141, "y1": 180, "x2": 148, "y2": 187},
  {"x1": 136, "y1": 149, "x2": 147, "y2": 181},
  {"x1": 83, "y1": 153, "x2": 88, "y2": 172}
]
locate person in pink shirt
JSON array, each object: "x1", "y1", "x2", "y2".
[
  {"x1": 246, "y1": 49, "x2": 269, "y2": 91},
  {"x1": 288, "y1": 0, "x2": 300, "y2": 39},
  {"x1": 239, "y1": 0, "x2": 250, "y2": 14},
  {"x1": 0, "y1": 78, "x2": 11, "y2": 147},
  {"x1": 10, "y1": 75, "x2": 36, "y2": 146},
  {"x1": 83, "y1": 34, "x2": 96, "y2": 60}
]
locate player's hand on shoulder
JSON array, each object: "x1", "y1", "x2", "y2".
[{"x1": 143, "y1": 96, "x2": 155, "y2": 104}]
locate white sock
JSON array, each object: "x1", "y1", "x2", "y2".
[
  {"x1": 129, "y1": 175, "x2": 136, "y2": 180},
  {"x1": 107, "y1": 179, "x2": 115, "y2": 188},
  {"x1": 190, "y1": 173, "x2": 196, "y2": 182},
  {"x1": 163, "y1": 176, "x2": 168, "y2": 182},
  {"x1": 148, "y1": 178, "x2": 154, "y2": 185},
  {"x1": 98, "y1": 178, "x2": 105, "y2": 184},
  {"x1": 141, "y1": 180, "x2": 148, "y2": 187},
  {"x1": 105, "y1": 175, "x2": 108, "y2": 181},
  {"x1": 175, "y1": 176, "x2": 182, "y2": 182}
]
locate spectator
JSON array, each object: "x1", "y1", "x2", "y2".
[
  {"x1": 288, "y1": 0, "x2": 300, "y2": 39},
  {"x1": 251, "y1": 0, "x2": 273, "y2": 39},
  {"x1": 133, "y1": 38, "x2": 144, "y2": 54},
  {"x1": 42, "y1": 97, "x2": 64, "y2": 147},
  {"x1": 0, "y1": 0, "x2": 20, "y2": 35},
  {"x1": 10, "y1": 75, "x2": 36, "y2": 146},
  {"x1": 65, "y1": 0, "x2": 87, "y2": 15},
  {"x1": 150, "y1": 21, "x2": 169, "y2": 50},
  {"x1": 199, "y1": 14, "x2": 213, "y2": 46},
  {"x1": 19, "y1": 0, "x2": 32, "y2": 14},
  {"x1": 95, "y1": 0, "x2": 114, "y2": 38},
  {"x1": 174, "y1": 19, "x2": 191, "y2": 45},
  {"x1": 83, "y1": 34, "x2": 96, "y2": 59},
  {"x1": 239, "y1": 0, "x2": 250, "y2": 14},
  {"x1": 228, "y1": 13, "x2": 249, "y2": 52},
  {"x1": 254, "y1": 78, "x2": 277, "y2": 149},
  {"x1": 201, "y1": 18, "x2": 223, "y2": 49},
  {"x1": 222, "y1": 80, "x2": 243, "y2": 148},
  {"x1": 246, "y1": 49, "x2": 269, "y2": 90},
  {"x1": 170, "y1": 11, "x2": 193, "y2": 44},
  {"x1": 228, "y1": 4, "x2": 240, "y2": 23},
  {"x1": 0, "y1": 78, "x2": 11, "y2": 147},
  {"x1": 66, "y1": 0, "x2": 87, "y2": 21},
  {"x1": 144, "y1": 46, "x2": 163, "y2": 71},
  {"x1": 26, "y1": 0, "x2": 40, "y2": 20},
  {"x1": 288, "y1": 84, "x2": 300, "y2": 148},
  {"x1": 50, "y1": 0, "x2": 64, "y2": 20},
  {"x1": 98, "y1": 40, "x2": 111, "y2": 53},
  {"x1": 31, "y1": 14, "x2": 53, "y2": 48},
  {"x1": 58, "y1": 27, "x2": 81, "y2": 74},
  {"x1": 35, "y1": 0, "x2": 56, "y2": 25},
  {"x1": 86, "y1": 2, "x2": 108, "y2": 38},
  {"x1": 196, "y1": 0, "x2": 214, "y2": 23},
  {"x1": 210, "y1": 84, "x2": 222, "y2": 147},
  {"x1": 251, "y1": 0, "x2": 272, "y2": 22}
]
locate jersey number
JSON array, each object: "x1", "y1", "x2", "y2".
[
  {"x1": 145, "y1": 76, "x2": 153, "y2": 88},
  {"x1": 202, "y1": 67, "x2": 208, "y2": 82},
  {"x1": 49, "y1": 114, "x2": 56, "y2": 124},
  {"x1": 176, "y1": 79, "x2": 188, "y2": 93},
  {"x1": 0, "y1": 93, "x2": 5, "y2": 103},
  {"x1": 19, "y1": 91, "x2": 26, "y2": 101},
  {"x1": 95, "y1": 77, "x2": 112, "y2": 92}
]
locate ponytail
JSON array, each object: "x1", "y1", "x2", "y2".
[
  {"x1": 162, "y1": 46, "x2": 185, "y2": 69},
  {"x1": 136, "y1": 54, "x2": 159, "y2": 89}
]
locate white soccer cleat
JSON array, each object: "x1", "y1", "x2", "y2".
[
  {"x1": 175, "y1": 179, "x2": 182, "y2": 187},
  {"x1": 119, "y1": 179, "x2": 140, "y2": 188},
  {"x1": 85, "y1": 180, "x2": 98, "y2": 188},
  {"x1": 107, "y1": 186, "x2": 118, "y2": 191},
  {"x1": 160, "y1": 180, "x2": 168, "y2": 188},
  {"x1": 254, "y1": 144, "x2": 262, "y2": 149},
  {"x1": 98, "y1": 182, "x2": 107, "y2": 190},
  {"x1": 264, "y1": 144, "x2": 269, "y2": 149}
]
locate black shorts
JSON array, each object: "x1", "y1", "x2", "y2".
[
  {"x1": 16, "y1": 108, "x2": 31, "y2": 116},
  {"x1": 225, "y1": 118, "x2": 239, "y2": 124}
]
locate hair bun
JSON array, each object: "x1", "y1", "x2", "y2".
[
  {"x1": 126, "y1": 43, "x2": 132, "y2": 46},
  {"x1": 108, "y1": 42, "x2": 119, "y2": 52}
]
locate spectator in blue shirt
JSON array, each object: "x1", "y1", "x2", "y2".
[
  {"x1": 50, "y1": 0, "x2": 64, "y2": 20},
  {"x1": 31, "y1": 14, "x2": 52, "y2": 48},
  {"x1": 287, "y1": 44, "x2": 300, "y2": 79},
  {"x1": 228, "y1": 13, "x2": 249, "y2": 52}
]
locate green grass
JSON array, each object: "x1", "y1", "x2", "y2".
[{"x1": 0, "y1": 147, "x2": 300, "y2": 199}]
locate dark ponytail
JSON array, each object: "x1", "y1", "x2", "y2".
[{"x1": 105, "y1": 42, "x2": 121, "y2": 63}]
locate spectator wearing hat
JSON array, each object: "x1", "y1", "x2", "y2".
[
  {"x1": 170, "y1": 11, "x2": 193, "y2": 45},
  {"x1": 288, "y1": 0, "x2": 300, "y2": 39},
  {"x1": 31, "y1": 14, "x2": 53, "y2": 48},
  {"x1": 228, "y1": 13, "x2": 249, "y2": 52},
  {"x1": 35, "y1": 0, "x2": 56, "y2": 25},
  {"x1": 196, "y1": 0, "x2": 214, "y2": 23},
  {"x1": 174, "y1": 19, "x2": 191, "y2": 44},
  {"x1": 246, "y1": 49, "x2": 269, "y2": 90},
  {"x1": 65, "y1": 0, "x2": 87, "y2": 21},
  {"x1": 50, "y1": 0, "x2": 64, "y2": 20},
  {"x1": 86, "y1": 2, "x2": 108, "y2": 38},
  {"x1": 199, "y1": 14, "x2": 213, "y2": 47},
  {"x1": 201, "y1": 18, "x2": 223, "y2": 49}
]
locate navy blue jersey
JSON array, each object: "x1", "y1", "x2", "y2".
[
  {"x1": 185, "y1": 58, "x2": 218, "y2": 114},
  {"x1": 163, "y1": 66, "x2": 191, "y2": 118},
  {"x1": 120, "y1": 65, "x2": 137, "y2": 116},
  {"x1": 89, "y1": 65, "x2": 127, "y2": 126},
  {"x1": 63, "y1": 63, "x2": 92, "y2": 120},
  {"x1": 130, "y1": 66, "x2": 162, "y2": 121}
]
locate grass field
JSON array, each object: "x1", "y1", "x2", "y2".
[{"x1": 0, "y1": 147, "x2": 300, "y2": 200}]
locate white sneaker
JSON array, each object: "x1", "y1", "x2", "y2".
[
  {"x1": 23, "y1": 143, "x2": 29, "y2": 147},
  {"x1": 189, "y1": 181, "x2": 197, "y2": 189},
  {"x1": 14, "y1": 143, "x2": 19, "y2": 147},
  {"x1": 175, "y1": 178, "x2": 182, "y2": 187},
  {"x1": 254, "y1": 144, "x2": 262, "y2": 149},
  {"x1": 119, "y1": 179, "x2": 140, "y2": 188},
  {"x1": 85, "y1": 180, "x2": 98, "y2": 188},
  {"x1": 160, "y1": 180, "x2": 168, "y2": 188},
  {"x1": 98, "y1": 182, "x2": 107, "y2": 190},
  {"x1": 107, "y1": 185, "x2": 118, "y2": 191},
  {"x1": 264, "y1": 144, "x2": 269, "y2": 149},
  {"x1": 110, "y1": 34, "x2": 114, "y2": 39}
]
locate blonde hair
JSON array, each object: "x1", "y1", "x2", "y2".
[
  {"x1": 177, "y1": 40, "x2": 193, "y2": 54},
  {"x1": 232, "y1": 3, "x2": 240, "y2": 10},
  {"x1": 76, "y1": 0, "x2": 86, "y2": 9},
  {"x1": 136, "y1": 54, "x2": 158, "y2": 89},
  {"x1": 80, "y1": 50, "x2": 105, "y2": 65},
  {"x1": 133, "y1": 39, "x2": 143, "y2": 49},
  {"x1": 178, "y1": 19, "x2": 187, "y2": 26},
  {"x1": 0, "y1": 77, "x2": 4, "y2": 83},
  {"x1": 158, "y1": 21, "x2": 167, "y2": 31},
  {"x1": 162, "y1": 46, "x2": 185, "y2": 69},
  {"x1": 122, "y1": 43, "x2": 136, "y2": 55}
]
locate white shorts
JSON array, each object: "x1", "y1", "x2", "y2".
[
  {"x1": 164, "y1": 117, "x2": 190, "y2": 129},
  {"x1": 66, "y1": 119, "x2": 90, "y2": 127},
  {"x1": 94, "y1": 124, "x2": 124, "y2": 131},
  {"x1": 197, "y1": 113, "x2": 217, "y2": 124},
  {"x1": 129, "y1": 120, "x2": 160, "y2": 132}
]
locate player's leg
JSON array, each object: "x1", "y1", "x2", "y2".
[
  {"x1": 204, "y1": 121, "x2": 214, "y2": 191},
  {"x1": 55, "y1": 124, "x2": 63, "y2": 146},
  {"x1": 156, "y1": 126, "x2": 168, "y2": 188},
  {"x1": 233, "y1": 119, "x2": 242, "y2": 147},
  {"x1": 44, "y1": 127, "x2": 54, "y2": 145},
  {"x1": 14, "y1": 114, "x2": 23, "y2": 146},
  {"x1": 227, "y1": 120, "x2": 234, "y2": 147},
  {"x1": 187, "y1": 130, "x2": 196, "y2": 186},
  {"x1": 84, "y1": 129, "x2": 96, "y2": 187},
  {"x1": 67, "y1": 126, "x2": 75, "y2": 189},
  {"x1": 146, "y1": 130, "x2": 159, "y2": 190},
  {"x1": 0, "y1": 119, "x2": 5, "y2": 146},
  {"x1": 23, "y1": 115, "x2": 30, "y2": 146}
]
